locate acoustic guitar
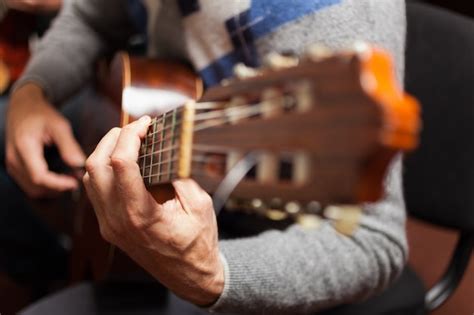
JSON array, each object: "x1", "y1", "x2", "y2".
[
  {"x1": 70, "y1": 43, "x2": 420, "y2": 282},
  {"x1": 0, "y1": 10, "x2": 34, "y2": 93}
]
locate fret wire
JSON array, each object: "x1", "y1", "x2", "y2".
[
  {"x1": 142, "y1": 154, "x2": 224, "y2": 170},
  {"x1": 138, "y1": 144, "x2": 180, "y2": 159},
  {"x1": 145, "y1": 94, "x2": 293, "y2": 138},
  {"x1": 157, "y1": 112, "x2": 166, "y2": 182},
  {"x1": 143, "y1": 169, "x2": 179, "y2": 179},
  {"x1": 193, "y1": 105, "x2": 264, "y2": 132},
  {"x1": 146, "y1": 121, "x2": 181, "y2": 137},
  {"x1": 148, "y1": 117, "x2": 158, "y2": 185},
  {"x1": 169, "y1": 108, "x2": 177, "y2": 181},
  {"x1": 138, "y1": 142, "x2": 234, "y2": 160},
  {"x1": 141, "y1": 122, "x2": 150, "y2": 177},
  {"x1": 144, "y1": 95, "x2": 285, "y2": 138},
  {"x1": 140, "y1": 94, "x2": 296, "y2": 175}
]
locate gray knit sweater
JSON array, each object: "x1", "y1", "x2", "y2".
[{"x1": 16, "y1": 0, "x2": 408, "y2": 314}]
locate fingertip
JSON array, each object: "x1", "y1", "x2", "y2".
[{"x1": 139, "y1": 115, "x2": 151, "y2": 124}]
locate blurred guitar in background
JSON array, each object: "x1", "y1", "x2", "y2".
[{"x1": 0, "y1": 10, "x2": 34, "y2": 93}]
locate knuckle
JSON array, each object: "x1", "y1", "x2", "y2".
[
  {"x1": 82, "y1": 173, "x2": 90, "y2": 187},
  {"x1": 30, "y1": 174, "x2": 44, "y2": 186},
  {"x1": 126, "y1": 214, "x2": 144, "y2": 231},
  {"x1": 110, "y1": 156, "x2": 128, "y2": 172},
  {"x1": 121, "y1": 124, "x2": 134, "y2": 133},
  {"x1": 55, "y1": 117, "x2": 72, "y2": 131},
  {"x1": 167, "y1": 235, "x2": 191, "y2": 254},
  {"x1": 110, "y1": 127, "x2": 121, "y2": 135},
  {"x1": 84, "y1": 158, "x2": 97, "y2": 174}
]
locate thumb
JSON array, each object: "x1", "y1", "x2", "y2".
[{"x1": 50, "y1": 119, "x2": 86, "y2": 167}]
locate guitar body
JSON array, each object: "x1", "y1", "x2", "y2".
[
  {"x1": 71, "y1": 46, "x2": 420, "y2": 282},
  {"x1": 0, "y1": 10, "x2": 34, "y2": 93},
  {"x1": 70, "y1": 54, "x2": 201, "y2": 281}
]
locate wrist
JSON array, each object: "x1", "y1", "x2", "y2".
[
  {"x1": 191, "y1": 252, "x2": 225, "y2": 306},
  {"x1": 12, "y1": 82, "x2": 45, "y2": 101}
]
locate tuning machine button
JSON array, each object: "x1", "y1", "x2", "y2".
[
  {"x1": 265, "y1": 209, "x2": 288, "y2": 221},
  {"x1": 351, "y1": 41, "x2": 371, "y2": 56},
  {"x1": 233, "y1": 63, "x2": 261, "y2": 79},
  {"x1": 306, "y1": 201, "x2": 322, "y2": 215},
  {"x1": 264, "y1": 52, "x2": 299, "y2": 70},
  {"x1": 296, "y1": 214, "x2": 322, "y2": 230},
  {"x1": 324, "y1": 205, "x2": 362, "y2": 236},
  {"x1": 285, "y1": 201, "x2": 302, "y2": 215},
  {"x1": 305, "y1": 44, "x2": 331, "y2": 61}
]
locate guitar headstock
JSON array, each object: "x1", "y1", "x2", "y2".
[{"x1": 133, "y1": 43, "x2": 420, "y2": 234}]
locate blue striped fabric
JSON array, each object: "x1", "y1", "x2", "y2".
[
  {"x1": 128, "y1": 0, "x2": 341, "y2": 87},
  {"x1": 198, "y1": 0, "x2": 341, "y2": 86}
]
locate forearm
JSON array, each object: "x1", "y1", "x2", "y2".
[
  {"x1": 212, "y1": 156, "x2": 407, "y2": 314},
  {"x1": 13, "y1": 0, "x2": 132, "y2": 105}
]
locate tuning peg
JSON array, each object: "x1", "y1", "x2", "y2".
[
  {"x1": 351, "y1": 41, "x2": 371, "y2": 56},
  {"x1": 324, "y1": 205, "x2": 362, "y2": 236},
  {"x1": 265, "y1": 209, "x2": 288, "y2": 221},
  {"x1": 306, "y1": 201, "x2": 322, "y2": 215},
  {"x1": 233, "y1": 63, "x2": 261, "y2": 79},
  {"x1": 250, "y1": 198, "x2": 269, "y2": 216},
  {"x1": 264, "y1": 52, "x2": 299, "y2": 70},
  {"x1": 305, "y1": 43, "x2": 332, "y2": 61},
  {"x1": 285, "y1": 201, "x2": 302, "y2": 215},
  {"x1": 296, "y1": 214, "x2": 323, "y2": 230}
]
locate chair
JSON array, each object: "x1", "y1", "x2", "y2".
[
  {"x1": 323, "y1": 2, "x2": 474, "y2": 314},
  {"x1": 403, "y1": 1, "x2": 474, "y2": 312}
]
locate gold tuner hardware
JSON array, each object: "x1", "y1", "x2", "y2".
[
  {"x1": 265, "y1": 209, "x2": 288, "y2": 221},
  {"x1": 296, "y1": 214, "x2": 323, "y2": 230},
  {"x1": 250, "y1": 198, "x2": 268, "y2": 216},
  {"x1": 233, "y1": 63, "x2": 261, "y2": 79},
  {"x1": 351, "y1": 41, "x2": 371, "y2": 56},
  {"x1": 324, "y1": 205, "x2": 363, "y2": 236},
  {"x1": 305, "y1": 44, "x2": 331, "y2": 61},
  {"x1": 306, "y1": 201, "x2": 322, "y2": 215},
  {"x1": 264, "y1": 52, "x2": 299, "y2": 70},
  {"x1": 285, "y1": 201, "x2": 302, "y2": 215}
]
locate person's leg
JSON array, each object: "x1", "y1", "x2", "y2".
[{"x1": 0, "y1": 95, "x2": 68, "y2": 287}]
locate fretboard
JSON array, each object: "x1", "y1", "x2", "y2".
[{"x1": 138, "y1": 107, "x2": 183, "y2": 185}]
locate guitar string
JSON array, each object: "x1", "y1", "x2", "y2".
[
  {"x1": 141, "y1": 153, "x2": 226, "y2": 170},
  {"x1": 138, "y1": 94, "x2": 296, "y2": 180},
  {"x1": 143, "y1": 94, "x2": 293, "y2": 138},
  {"x1": 140, "y1": 99, "x2": 286, "y2": 153}
]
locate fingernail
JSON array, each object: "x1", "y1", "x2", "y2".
[{"x1": 140, "y1": 116, "x2": 151, "y2": 124}]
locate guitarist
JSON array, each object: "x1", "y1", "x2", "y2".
[
  {"x1": 0, "y1": 0, "x2": 66, "y2": 297},
  {"x1": 5, "y1": 0, "x2": 408, "y2": 313}
]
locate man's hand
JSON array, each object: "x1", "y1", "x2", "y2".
[
  {"x1": 83, "y1": 116, "x2": 224, "y2": 306},
  {"x1": 6, "y1": 83, "x2": 85, "y2": 197},
  {"x1": 5, "y1": 0, "x2": 62, "y2": 12}
]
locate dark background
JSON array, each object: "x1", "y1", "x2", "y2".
[{"x1": 417, "y1": 0, "x2": 474, "y2": 17}]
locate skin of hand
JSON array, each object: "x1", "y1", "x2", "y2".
[
  {"x1": 83, "y1": 116, "x2": 224, "y2": 306},
  {"x1": 5, "y1": 0, "x2": 62, "y2": 12},
  {"x1": 6, "y1": 83, "x2": 86, "y2": 197}
]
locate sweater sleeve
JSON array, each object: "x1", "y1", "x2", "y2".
[
  {"x1": 212, "y1": 157, "x2": 407, "y2": 314},
  {"x1": 13, "y1": 0, "x2": 133, "y2": 105},
  {"x1": 210, "y1": 1, "x2": 408, "y2": 313}
]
